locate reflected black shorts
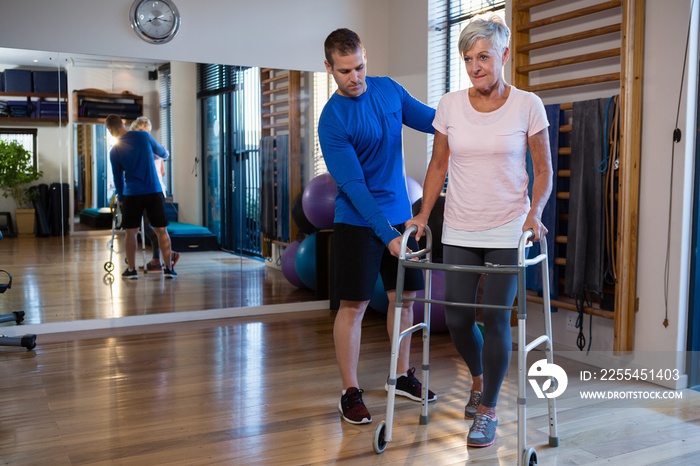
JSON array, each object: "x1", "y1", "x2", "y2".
[
  {"x1": 121, "y1": 192, "x2": 168, "y2": 229},
  {"x1": 332, "y1": 223, "x2": 424, "y2": 302}
]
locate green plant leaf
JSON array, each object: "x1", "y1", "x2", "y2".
[{"x1": 0, "y1": 139, "x2": 43, "y2": 208}]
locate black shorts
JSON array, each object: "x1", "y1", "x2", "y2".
[
  {"x1": 332, "y1": 223, "x2": 424, "y2": 302},
  {"x1": 121, "y1": 193, "x2": 168, "y2": 229}
]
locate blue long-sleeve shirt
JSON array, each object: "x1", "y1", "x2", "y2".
[
  {"x1": 110, "y1": 130, "x2": 168, "y2": 201},
  {"x1": 318, "y1": 76, "x2": 435, "y2": 246}
]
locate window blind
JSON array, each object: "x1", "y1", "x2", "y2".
[
  {"x1": 158, "y1": 64, "x2": 173, "y2": 196},
  {"x1": 427, "y1": 0, "x2": 505, "y2": 189},
  {"x1": 428, "y1": 0, "x2": 506, "y2": 107},
  {"x1": 311, "y1": 72, "x2": 337, "y2": 177}
]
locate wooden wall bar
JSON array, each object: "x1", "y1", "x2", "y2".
[
  {"x1": 615, "y1": 0, "x2": 644, "y2": 352},
  {"x1": 511, "y1": 0, "x2": 644, "y2": 351},
  {"x1": 260, "y1": 69, "x2": 302, "y2": 254}
]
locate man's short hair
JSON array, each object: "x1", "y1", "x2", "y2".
[
  {"x1": 105, "y1": 114, "x2": 124, "y2": 130},
  {"x1": 324, "y1": 28, "x2": 363, "y2": 66}
]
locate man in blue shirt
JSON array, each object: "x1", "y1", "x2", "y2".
[
  {"x1": 106, "y1": 114, "x2": 176, "y2": 279},
  {"x1": 318, "y1": 28, "x2": 436, "y2": 425}
]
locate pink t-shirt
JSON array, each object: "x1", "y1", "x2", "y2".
[{"x1": 433, "y1": 86, "x2": 548, "y2": 232}]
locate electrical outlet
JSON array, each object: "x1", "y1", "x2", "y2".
[{"x1": 566, "y1": 312, "x2": 578, "y2": 333}]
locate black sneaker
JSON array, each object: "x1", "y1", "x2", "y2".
[
  {"x1": 467, "y1": 413, "x2": 498, "y2": 447},
  {"x1": 464, "y1": 389, "x2": 482, "y2": 419},
  {"x1": 122, "y1": 268, "x2": 138, "y2": 279},
  {"x1": 387, "y1": 367, "x2": 437, "y2": 402},
  {"x1": 338, "y1": 387, "x2": 372, "y2": 425},
  {"x1": 163, "y1": 268, "x2": 177, "y2": 279}
]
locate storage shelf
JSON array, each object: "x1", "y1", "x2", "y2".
[
  {"x1": 72, "y1": 89, "x2": 143, "y2": 124},
  {"x1": 0, "y1": 117, "x2": 67, "y2": 126},
  {"x1": 0, "y1": 91, "x2": 67, "y2": 126},
  {"x1": 0, "y1": 91, "x2": 66, "y2": 99}
]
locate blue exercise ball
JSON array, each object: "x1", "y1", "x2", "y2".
[
  {"x1": 412, "y1": 270, "x2": 448, "y2": 333},
  {"x1": 302, "y1": 173, "x2": 337, "y2": 230},
  {"x1": 281, "y1": 240, "x2": 305, "y2": 288},
  {"x1": 295, "y1": 233, "x2": 317, "y2": 290}
]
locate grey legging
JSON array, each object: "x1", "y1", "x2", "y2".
[{"x1": 443, "y1": 244, "x2": 518, "y2": 409}]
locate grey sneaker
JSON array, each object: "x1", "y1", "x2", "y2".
[
  {"x1": 464, "y1": 389, "x2": 482, "y2": 419},
  {"x1": 467, "y1": 413, "x2": 498, "y2": 447}
]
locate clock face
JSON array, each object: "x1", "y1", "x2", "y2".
[{"x1": 130, "y1": 0, "x2": 181, "y2": 44}]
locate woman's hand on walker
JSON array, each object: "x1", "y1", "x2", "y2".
[{"x1": 523, "y1": 217, "x2": 547, "y2": 243}]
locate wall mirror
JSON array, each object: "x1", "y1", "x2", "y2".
[{"x1": 0, "y1": 47, "x2": 319, "y2": 328}]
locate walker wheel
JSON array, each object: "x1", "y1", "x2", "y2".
[
  {"x1": 523, "y1": 447, "x2": 537, "y2": 466},
  {"x1": 373, "y1": 421, "x2": 387, "y2": 454},
  {"x1": 104, "y1": 262, "x2": 115, "y2": 273},
  {"x1": 103, "y1": 273, "x2": 115, "y2": 285}
]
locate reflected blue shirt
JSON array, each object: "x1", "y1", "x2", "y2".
[{"x1": 110, "y1": 130, "x2": 168, "y2": 201}]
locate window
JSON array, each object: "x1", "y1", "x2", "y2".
[
  {"x1": 428, "y1": 0, "x2": 506, "y2": 188},
  {"x1": 428, "y1": 0, "x2": 506, "y2": 106},
  {"x1": 158, "y1": 64, "x2": 173, "y2": 197},
  {"x1": 197, "y1": 63, "x2": 262, "y2": 254},
  {"x1": 0, "y1": 128, "x2": 38, "y2": 171},
  {"x1": 312, "y1": 72, "x2": 337, "y2": 177}
]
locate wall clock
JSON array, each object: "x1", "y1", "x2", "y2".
[{"x1": 130, "y1": 0, "x2": 181, "y2": 44}]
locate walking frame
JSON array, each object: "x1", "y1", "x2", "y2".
[
  {"x1": 373, "y1": 225, "x2": 559, "y2": 466},
  {"x1": 104, "y1": 193, "x2": 147, "y2": 277}
]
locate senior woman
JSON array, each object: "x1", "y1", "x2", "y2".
[{"x1": 407, "y1": 14, "x2": 553, "y2": 448}]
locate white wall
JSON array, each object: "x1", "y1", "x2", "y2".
[
  {"x1": 634, "y1": 0, "x2": 698, "y2": 384},
  {"x1": 170, "y1": 61, "x2": 199, "y2": 225},
  {"x1": 389, "y1": 0, "x2": 433, "y2": 182}
]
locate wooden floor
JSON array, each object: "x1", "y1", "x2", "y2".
[
  {"x1": 1, "y1": 308, "x2": 699, "y2": 465},
  {"x1": 0, "y1": 233, "x2": 316, "y2": 325},
  {"x1": 1, "y1": 233, "x2": 699, "y2": 464}
]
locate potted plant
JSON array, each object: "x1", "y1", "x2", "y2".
[{"x1": 0, "y1": 139, "x2": 43, "y2": 235}]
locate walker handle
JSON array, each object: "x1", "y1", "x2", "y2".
[
  {"x1": 519, "y1": 229, "x2": 549, "y2": 267},
  {"x1": 400, "y1": 224, "x2": 432, "y2": 261}
]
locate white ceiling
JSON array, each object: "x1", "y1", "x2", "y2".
[{"x1": 0, "y1": 47, "x2": 166, "y2": 70}]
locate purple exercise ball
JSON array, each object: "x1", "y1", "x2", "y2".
[
  {"x1": 281, "y1": 240, "x2": 305, "y2": 288},
  {"x1": 302, "y1": 173, "x2": 337, "y2": 230},
  {"x1": 412, "y1": 270, "x2": 448, "y2": 333}
]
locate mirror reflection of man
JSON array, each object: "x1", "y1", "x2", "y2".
[{"x1": 105, "y1": 114, "x2": 176, "y2": 279}]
